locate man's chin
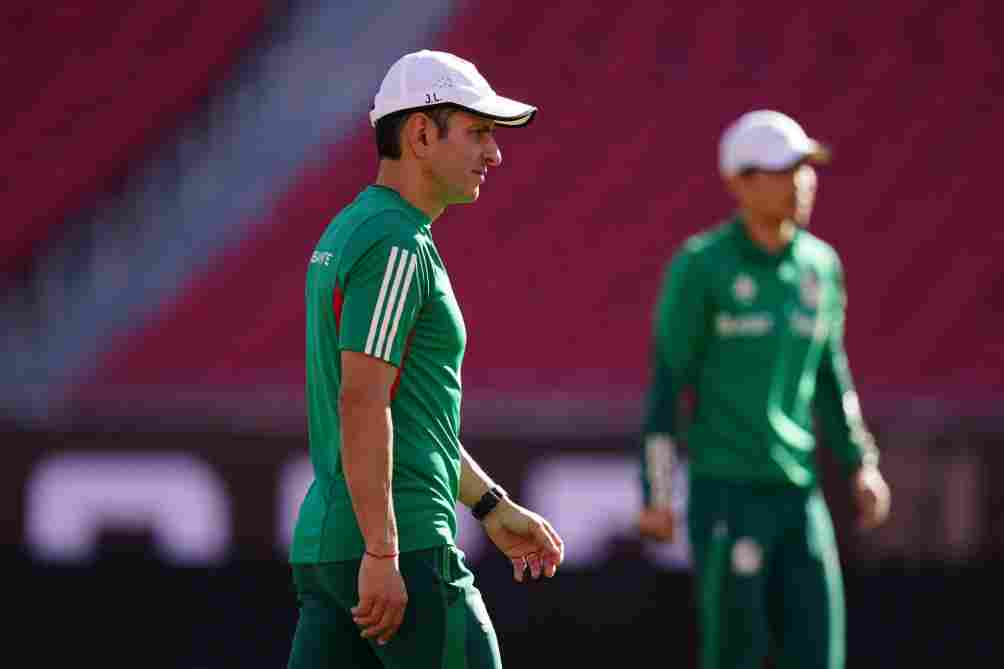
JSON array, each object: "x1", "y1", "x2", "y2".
[{"x1": 450, "y1": 189, "x2": 479, "y2": 205}]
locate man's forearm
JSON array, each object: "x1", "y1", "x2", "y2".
[
  {"x1": 459, "y1": 445, "x2": 497, "y2": 508},
  {"x1": 341, "y1": 397, "x2": 398, "y2": 553}
]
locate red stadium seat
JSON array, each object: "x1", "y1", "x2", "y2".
[
  {"x1": 79, "y1": 1, "x2": 1004, "y2": 411},
  {"x1": 0, "y1": 1, "x2": 268, "y2": 280}
]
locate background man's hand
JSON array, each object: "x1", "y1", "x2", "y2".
[
  {"x1": 638, "y1": 506, "x2": 676, "y2": 542},
  {"x1": 853, "y1": 464, "x2": 891, "y2": 530},
  {"x1": 482, "y1": 499, "x2": 564, "y2": 582}
]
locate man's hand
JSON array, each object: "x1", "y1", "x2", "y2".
[
  {"x1": 482, "y1": 499, "x2": 564, "y2": 582},
  {"x1": 853, "y1": 464, "x2": 891, "y2": 530},
  {"x1": 638, "y1": 506, "x2": 676, "y2": 542},
  {"x1": 352, "y1": 554, "x2": 408, "y2": 646}
]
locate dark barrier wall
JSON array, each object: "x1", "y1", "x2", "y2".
[
  {"x1": 6, "y1": 419, "x2": 1003, "y2": 667},
  {"x1": 6, "y1": 418, "x2": 1002, "y2": 564},
  {"x1": 10, "y1": 550, "x2": 999, "y2": 667}
]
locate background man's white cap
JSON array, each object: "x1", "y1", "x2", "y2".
[
  {"x1": 718, "y1": 110, "x2": 830, "y2": 176},
  {"x1": 370, "y1": 50, "x2": 537, "y2": 128}
]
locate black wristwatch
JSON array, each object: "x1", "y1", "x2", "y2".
[{"x1": 471, "y1": 485, "x2": 507, "y2": 521}]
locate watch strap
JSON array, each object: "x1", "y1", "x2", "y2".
[{"x1": 471, "y1": 485, "x2": 506, "y2": 521}]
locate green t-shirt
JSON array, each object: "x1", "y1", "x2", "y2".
[
  {"x1": 291, "y1": 185, "x2": 467, "y2": 563},
  {"x1": 641, "y1": 216, "x2": 878, "y2": 499}
]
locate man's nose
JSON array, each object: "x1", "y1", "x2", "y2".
[
  {"x1": 485, "y1": 140, "x2": 502, "y2": 168},
  {"x1": 795, "y1": 164, "x2": 817, "y2": 190}
]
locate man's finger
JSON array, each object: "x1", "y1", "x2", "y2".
[
  {"x1": 511, "y1": 556, "x2": 526, "y2": 583},
  {"x1": 354, "y1": 601, "x2": 387, "y2": 628},
  {"x1": 866, "y1": 500, "x2": 888, "y2": 529},
  {"x1": 351, "y1": 596, "x2": 374, "y2": 619},
  {"x1": 377, "y1": 607, "x2": 406, "y2": 645},
  {"x1": 526, "y1": 552, "x2": 542, "y2": 579},
  {"x1": 639, "y1": 508, "x2": 675, "y2": 541},
  {"x1": 363, "y1": 603, "x2": 400, "y2": 644},
  {"x1": 532, "y1": 521, "x2": 561, "y2": 560},
  {"x1": 860, "y1": 510, "x2": 878, "y2": 530},
  {"x1": 858, "y1": 491, "x2": 888, "y2": 530},
  {"x1": 541, "y1": 528, "x2": 561, "y2": 577},
  {"x1": 856, "y1": 491, "x2": 875, "y2": 527},
  {"x1": 359, "y1": 602, "x2": 392, "y2": 638},
  {"x1": 651, "y1": 527, "x2": 673, "y2": 541},
  {"x1": 542, "y1": 520, "x2": 565, "y2": 564}
]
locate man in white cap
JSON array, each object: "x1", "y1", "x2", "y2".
[
  {"x1": 287, "y1": 50, "x2": 563, "y2": 668},
  {"x1": 637, "y1": 110, "x2": 891, "y2": 668}
]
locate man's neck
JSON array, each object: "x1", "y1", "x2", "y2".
[
  {"x1": 740, "y1": 209, "x2": 795, "y2": 255},
  {"x1": 375, "y1": 161, "x2": 445, "y2": 222}
]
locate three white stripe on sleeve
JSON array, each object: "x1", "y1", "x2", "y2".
[{"x1": 364, "y1": 246, "x2": 418, "y2": 361}]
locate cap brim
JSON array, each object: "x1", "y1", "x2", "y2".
[
  {"x1": 369, "y1": 95, "x2": 537, "y2": 128},
  {"x1": 757, "y1": 140, "x2": 831, "y2": 173},
  {"x1": 803, "y1": 139, "x2": 831, "y2": 165},
  {"x1": 460, "y1": 94, "x2": 537, "y2": 127}
]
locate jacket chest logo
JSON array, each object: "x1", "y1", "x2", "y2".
[{"x1": 732, "y1": 273, "x2": 757, "y2": 303}]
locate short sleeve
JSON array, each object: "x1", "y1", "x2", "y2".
[{"x1": 339, "y1": 228, "x2": 424, "y2": 366}]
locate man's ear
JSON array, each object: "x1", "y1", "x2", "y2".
[
  {"x1": 723, "y1": 174, "x2": 744, "y2": 200},
  {"x1": 403, "y1": 113, "x2": 433, "y2": 159}
]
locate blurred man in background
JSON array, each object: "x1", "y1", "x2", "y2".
[
  {"x1": 638, "y1": 110, "x2": 891, "y2": 669},
  {"x1": 287, "y1": 50, "x2": 564, "y2": 669}
]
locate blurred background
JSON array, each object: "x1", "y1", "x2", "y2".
[{"x1": 4, "y1": 1, "x2": 1002, "y2": 666}]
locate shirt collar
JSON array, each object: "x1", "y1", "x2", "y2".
[{"x1": 367, "y1": 185, "x2": 432, "y2": 229}]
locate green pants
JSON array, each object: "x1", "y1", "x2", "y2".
[
  {"x1": 287, "y1": 545, "x2": 501, "y2": 669},
  {"x1": 688, "y1": 478, "x2": 846, "y2": 669}
]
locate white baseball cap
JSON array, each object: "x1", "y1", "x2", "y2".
[
  {"x1": 369, "y1": 50, "x2": 537, "y2": 128},
  {"x1": 718, "y1": 110, "x2": 830, "y2": 176}
]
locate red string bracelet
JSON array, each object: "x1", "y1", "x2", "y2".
[{"x1": 365, "y1": 550, "x2": 399, "y2": 559}]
